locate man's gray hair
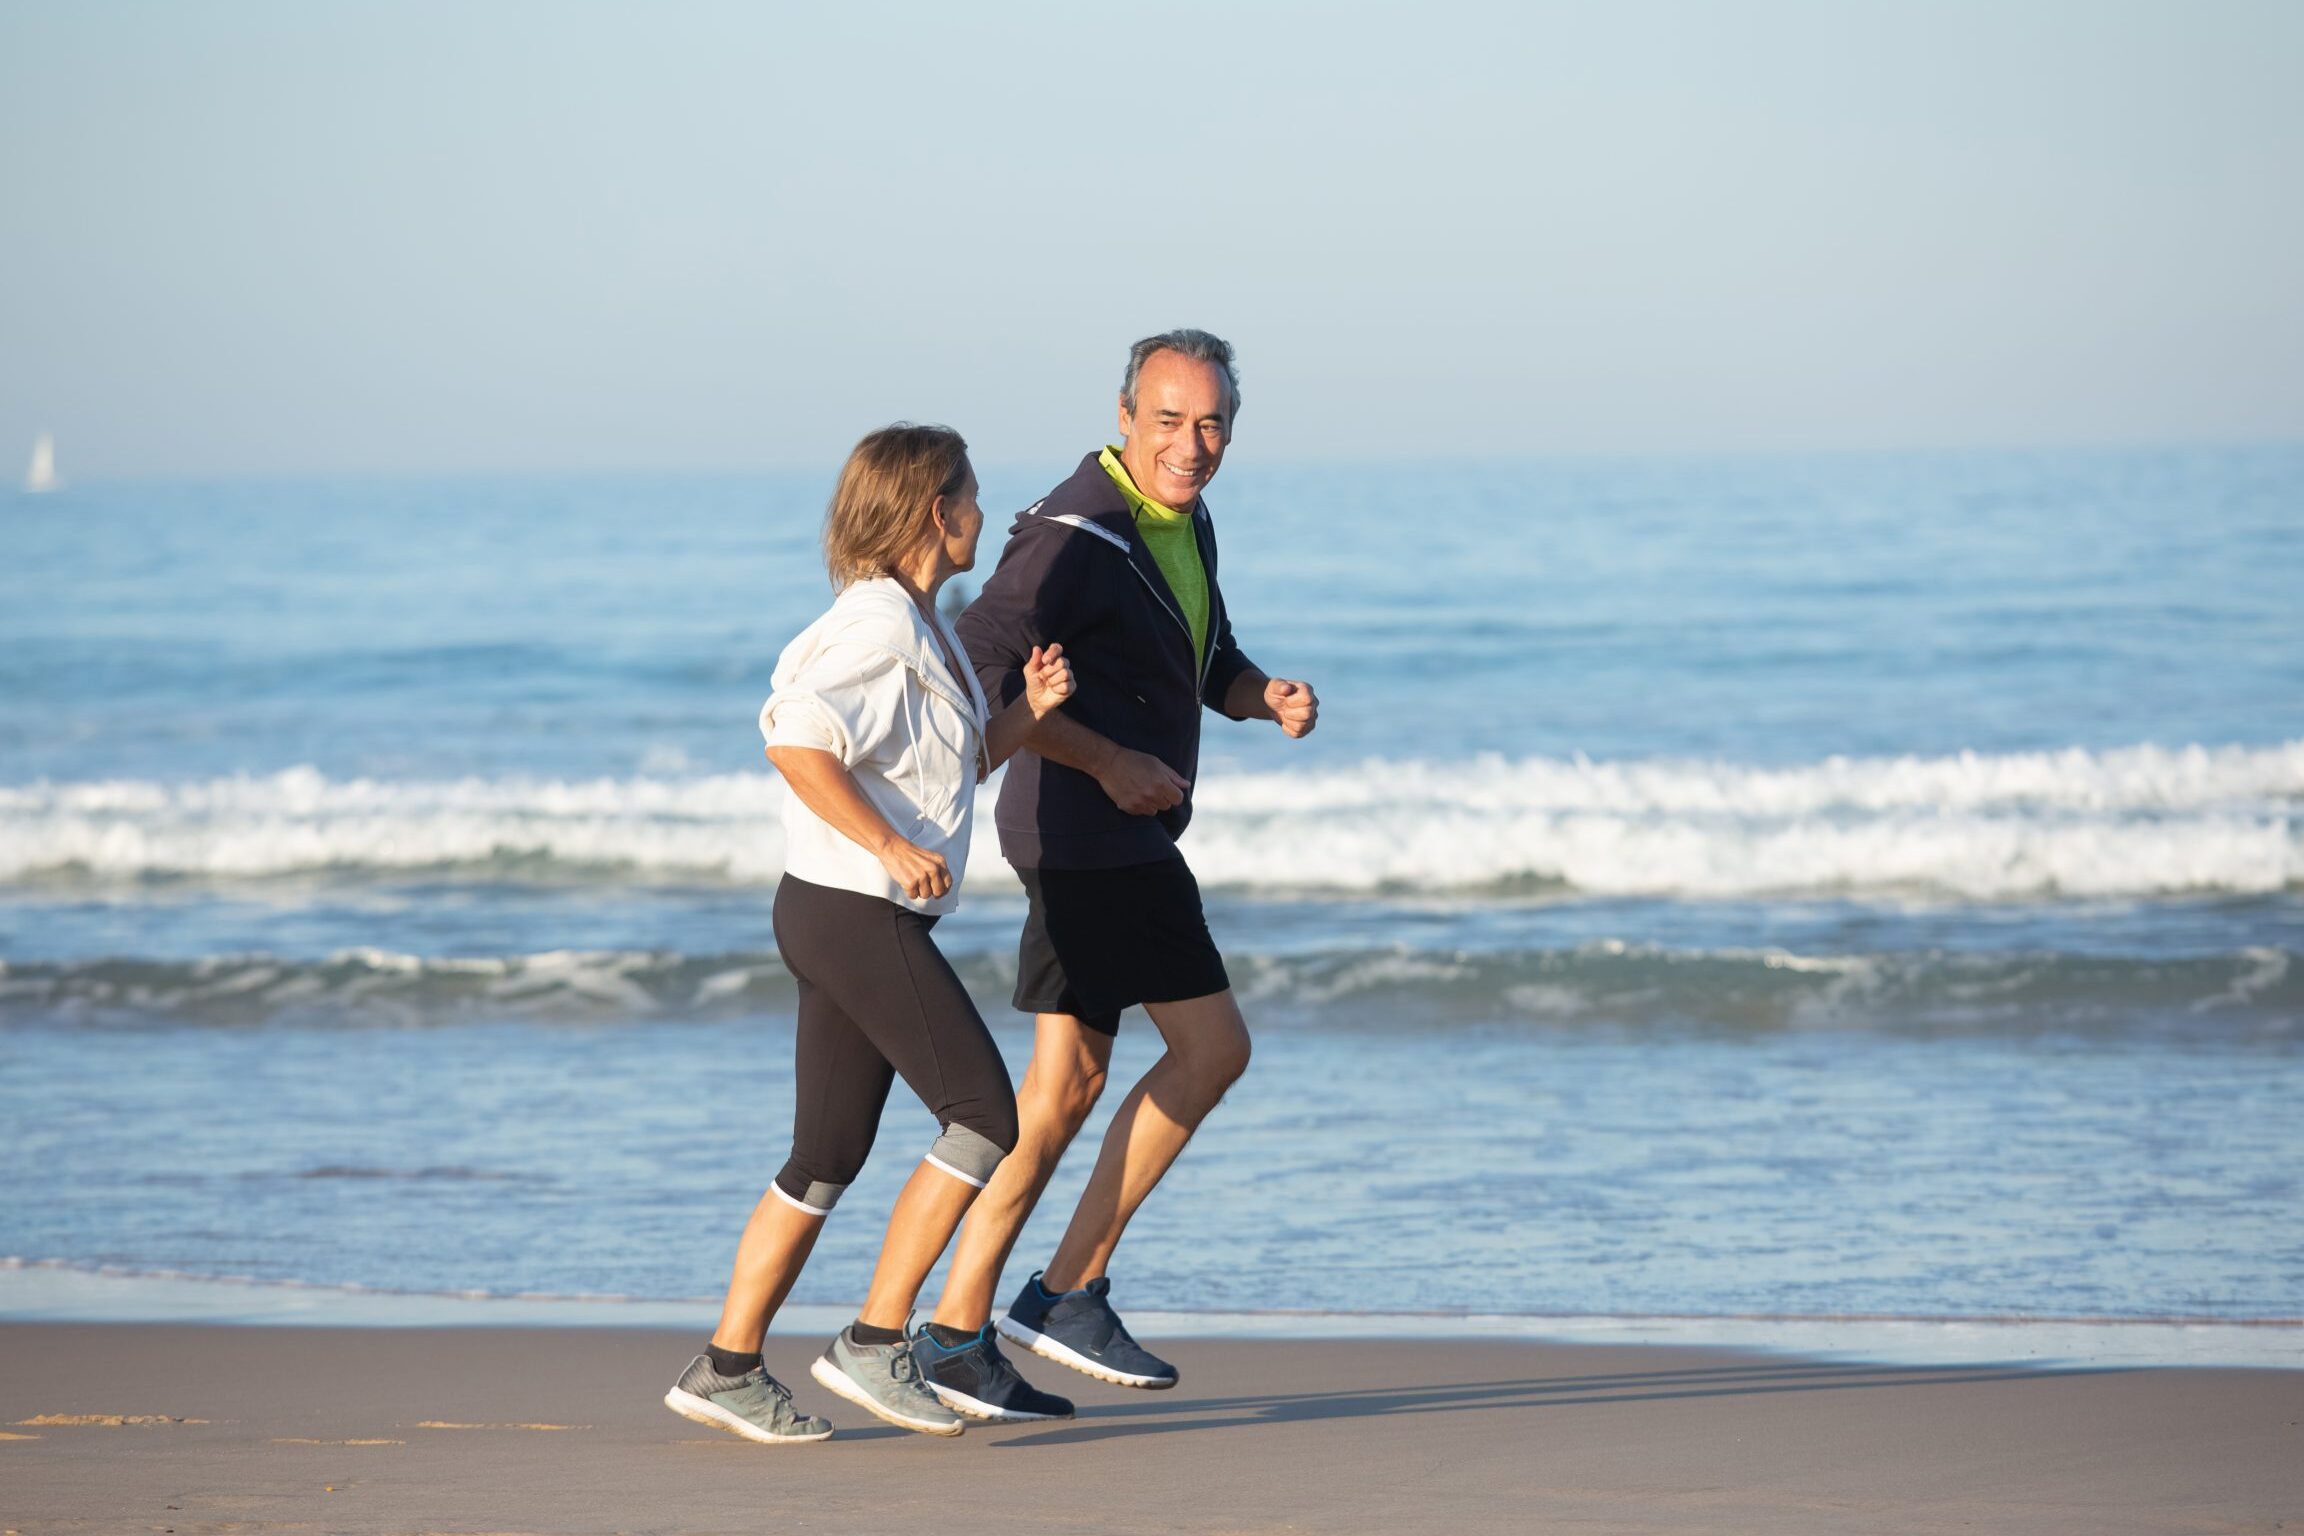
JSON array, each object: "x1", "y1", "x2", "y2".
[{"x1": 1121, "y1": 328, "x2": 1241, "y2": 417}]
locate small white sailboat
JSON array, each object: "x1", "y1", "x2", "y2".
[{"x1": 23, "y1": 432, "x2": 61, "y2": 494}]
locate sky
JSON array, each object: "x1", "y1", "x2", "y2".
[{"x1": 2, "y1": 0, "x2": 2301, "y2": 478}]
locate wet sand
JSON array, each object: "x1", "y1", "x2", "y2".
[{"x1": 2, "y1": 1322, "x2": 2297, "y2": 1534}]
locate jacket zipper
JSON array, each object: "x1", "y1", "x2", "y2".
[
  {"x1": 1124, "y1": 536, "x2": 1220, "y2": 691},
  {"x1": 1042, "y1": 502, "x2": 1221, "y2": 691}
]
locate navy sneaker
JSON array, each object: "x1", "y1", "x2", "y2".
[
  {"x1": 995, "y1": 1271, "x2": 1177, "y2": 1390},
  {"x1": 913, "y1": 1323, "x2": 1076, "y2": 1422}
]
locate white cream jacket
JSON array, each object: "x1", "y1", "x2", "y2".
[{"x1": 759, "y1": 576, "x2": 991, "y2": 914}]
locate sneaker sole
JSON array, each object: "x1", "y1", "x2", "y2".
[
  {"x1": 662, "y1": 1386, "x2": 833, "y2": 1445},
  {"x1": 923, "y1": 1380, "x2": 1073, "y2": 1423},
  {"x1": 809, "y1": 1356, "x2": 966, "y2": 1436},
  {"x1": 994, "y1": 1316, "x2": 1177, "y2": 1390}
]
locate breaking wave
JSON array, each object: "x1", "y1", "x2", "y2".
[
  {"x1": 5, "y1": 943, "x2": 2295, "y2": 1032},
  {"x1": 1, "y1": 740, "x2": 2298, "y2": 900}
]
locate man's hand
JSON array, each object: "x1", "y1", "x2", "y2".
[
  {"x1": 875, "y1": 837, "x2": 953, "y2": 902},
  {"x1": 1094, "y1": 746, "x2": 1191, "y2": 815},
  {"x1": 1263, "y1": 678, "x2": 1319, "y2": 739},
  {"x1": 1023, "y1": 643, "x2": 1074, "y2": 718}
]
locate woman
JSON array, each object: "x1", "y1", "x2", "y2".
[{"x1": 664, "y1": 424, "x2": 1073, "y2": 1441}]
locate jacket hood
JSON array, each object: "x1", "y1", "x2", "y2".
[{"x1": 1006, "y1": 451, "x2": 1164, "y2": 541}]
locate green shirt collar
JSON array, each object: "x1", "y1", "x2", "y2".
[{"x1": 1099, "y1": 445, "x2": 1192, "y2": 523}]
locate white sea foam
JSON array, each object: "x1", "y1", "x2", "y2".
[
  {"x1": 0, "y1": 765, "x2": 801, "y2": 882},
  {"x1": 1200, "y1": 740, "x2": 2304, "y2": 816},
  {"x1": 1, "y1": 741, "x2": 2297, "y2": 899}
]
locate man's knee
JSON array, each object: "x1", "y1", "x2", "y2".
[
  {"x1": 1149, "y1": 992, "x2": 1252, "y2": 1099},
  {"x1": 1222, "y1": 1026, "x2": 1252, "y2": 1085},
  {"x1": 1023, "y1": 1055, "x2": 1108, "y2": 1135},
  {"x1": 1187, "y1": 1023, "x2": 1251, "y2": 1097}
]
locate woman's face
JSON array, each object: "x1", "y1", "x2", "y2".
[{"x1": 936, "y1": 464, "x2": 985, "y2": 573}]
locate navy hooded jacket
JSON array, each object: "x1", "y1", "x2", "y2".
[{"x1": 955, "y1": 451, "x2": 1259, "y2": 869}]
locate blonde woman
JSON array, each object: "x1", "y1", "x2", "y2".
[{"x1": 664, "y1": 424, "x2": 1073, "y2": 1442}]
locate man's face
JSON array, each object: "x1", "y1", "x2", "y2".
[{"x1": 1116, "y1": 350, "x2": 1234, "y2": 508}]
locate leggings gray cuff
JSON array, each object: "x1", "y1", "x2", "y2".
[
  {"x1": 923, "y1": 1123, "x2": 1007, "y2": 1188},
  {"x1": 772, "y1": 1177, "x2": 846, "y2": 1216}
]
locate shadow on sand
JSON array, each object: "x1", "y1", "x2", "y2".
[{"x1": 985, "y1": 1355, "x2": 2113, "y2": 1448}]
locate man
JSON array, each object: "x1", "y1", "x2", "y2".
[{"x1": 911, "y1": 328, "x2": 1318, "y2": 1421}]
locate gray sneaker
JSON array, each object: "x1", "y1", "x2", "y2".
[
  {"x1": 663, "y1": 1354, "x2": 833, "y2": 1444},
  {"x1": 809, "y1": 1327, "x2": 965, "y2": 1436}
]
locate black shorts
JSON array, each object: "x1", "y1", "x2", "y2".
[{"x1": 1012, "y1": 857, "x2": 1231, "y2": 1035}]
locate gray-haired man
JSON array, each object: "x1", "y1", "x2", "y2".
[{"x1": 909, "y1": 329, "x2": 1319, "y2": 1420}]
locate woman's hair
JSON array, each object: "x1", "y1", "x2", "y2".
[{"x1": 822, "y1": 423, "x2": 971, "y2": 589}]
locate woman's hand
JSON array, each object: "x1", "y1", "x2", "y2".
[
  {"x1": 983, "y1": 643, "x2": 1078, "y2": 772},
  {"x1": 1023, "y1": 643, "x2": 1074, "y2": 718},
  {"x1": 875, "y1": 835, "x2": 952, "y2": 902}
]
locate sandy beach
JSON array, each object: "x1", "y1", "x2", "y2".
[{"x1": 2, "y1": 1322, "x2": 2297, "y2": 1535}]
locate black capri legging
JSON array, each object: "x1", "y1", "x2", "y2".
[{"x1": 768, "y1": 875, "x2": 1018, "y2": 1216}]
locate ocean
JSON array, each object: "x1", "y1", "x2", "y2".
[{"x1": 3, "y1": 444, "x2": 2300, "y2": 1334}]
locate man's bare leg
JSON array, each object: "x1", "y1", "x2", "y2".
[
  {"x1": 1040, "y1": 989, "x2": 1250, "y2": 1292},
  {"x1": 930, "y1": 1012, "x2": 1113, "y2": 1331}
]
